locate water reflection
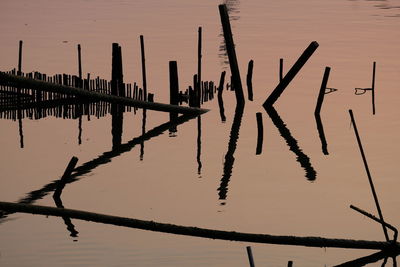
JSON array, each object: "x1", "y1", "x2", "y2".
[
  {"x1": 111, "y1": 103, "x2": 124, "y2": 149},
  {"x1": 197, "y1": 116, "x2": 203, "y2": 176},
  {"x1": 334, "y1": 249, "x2": 399, "y2": 267},
  {"x1": 264, "y1": 106, "x2": 317, "y2": 181},
  {"x1": 315, "y1": 114, "x2": 329, "y2": 155},
  {"x1": 0, "y1": 113, "x2": 199, "y2": 223},
  {"x1": 218, "y1": 103, "x2": 244, "y2": 203}
]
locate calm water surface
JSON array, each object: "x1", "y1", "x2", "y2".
[{"x1": 1, "y1": 0, "x2": 400, "y2": 266}]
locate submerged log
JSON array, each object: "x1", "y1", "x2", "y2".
[
  {"x1": 0, "y1": 72, "x2": 208, "y2": 115},
  {"x1": 0, "y1": 201, "x2": 398, "y2": 251}
]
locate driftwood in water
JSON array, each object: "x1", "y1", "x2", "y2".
[
  {"x1": 0, "y1": 72, "x2": 208, "y2": 115},
  {"x1": 1, "y1": 201, "x2": 399, "y2": 251}
]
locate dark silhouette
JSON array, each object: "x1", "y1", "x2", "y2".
[
  {"x1": 217, "y1": 71, "x2": 227, "y2": 122},
  {"x1": 197, "y1": 116, "x2": 203, "y2": 176},
  {"x1": 218, "y1": 103, "x2": 244, "y2": 202},
  {"x1": 265, "y1": 106, "x2": 317, "y2": 181},
  {"x1": 0, "y1": 113, "x2": 198, "y2": 223},
  {"x1": 315, "y1": 114, "x2": 329, "y2": 155},
  {"x1": 256, "y1": 112, "x2": 263, "y2": 155}
]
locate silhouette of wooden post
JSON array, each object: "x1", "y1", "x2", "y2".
[
  {"x1": 287, "y1": 261, "x2": 293, "y2": 267},
  {"x1": 197, "y1": 27, "x2": 202, "y2": 94},
  {"x1": 18, "y1": 40, "x2": 23, "y2": 76},
  {"x1": 279, "y1": 58, "x2": 283, "y2": 82},
  {"x1": 169, "y1": 62, "x2": 179, "y2": 103},
  {"x1": 140, "y1": 35, "x2": 147, "y2": 101},
  {"x1": 111, "y1": 43, "x2": 120, "y2": 96},
  {"x1": 54, "y1": 157, "x2": 79, "y2": 199},
  {"x1": 349, "y1": 109, "x2": 389, "y2": 242},
  {"x1": 314, "y1": 67, "x2": 331, "y2": 115},
  {"x1": 256, "y1": 112, "x2": 263, "y2": 155},
  {"x1": 246, "y1": 246, "x2": 255, "y2": 267},
  {"x1": 263, "y1": 41, "x2": 319, "y2": 108},
  {"x1": 372, "y1": 61, "x2": 376, "y2": 115},
  {"x1": 77, "y1": 44, "x2": 82, "y2": 80},
  {"x1": 247, "y1": 60, "x2": 254, "y2": 101},
  {"x1": 218, "y1": 4, "x2": 245, "y2": 105}
]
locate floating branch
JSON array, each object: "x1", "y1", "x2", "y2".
[
  {"x1": 263, "y1": 41, "x2": 319, "y2": 108},
  {"x1": 0, "y1": 201, "x2": 399, "y2": 251},
  {"x1": 0, "y1": 72, "x2": 208, "y2": 115},
  {"x1": 349, "y1": 109, "x2": 389, "y2": 241}
]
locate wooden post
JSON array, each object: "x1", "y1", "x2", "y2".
[
  {"x1": 279, "y1": 58, "x2": 283, "y2": 82},
  {"x1": 349, "y1": 109, "x2": 389, "y2": 242},
  {"x1": 140, "y1": 35, "x2": 147, "y2": 101},
  {"x1": 246, "y1": 246, "x2": 255, "y2": 267},
  {"x1": 218, "y1": 4, "x2": 245, "y2": 105},
  {"x1": 247, "y1": 60, "x2": 254, "y2": 101},
  {"x1": 111, "y1": 43, "x2": 119, "y2": 96},
  {"x1": 287, "y1": 261, "x2": 293, "y2": 267},
  {"x1": 169, "y1": 61, "x2": 179, "y2": 106},
  {"x1": 18, "y1": 40, "x2": 23, "y2": 76},
  {"x1": 263, "y1": 41, "x2": 319, "y2": 108},
  {"x1": 314, "y1": 67, "x2": 331, "y2": 116},
  {"x1": 77, "y1": 44, "x2": 82, "y2": 79},
  {"x1": 197, "y1": 27, "x2": 202, "y2": 92},
  {"x1": 372, "y1": 61, "x2": 376, "y2": 115},
  {"x1": 256, "y1": 112, "x2": 263, "y2": 155},
  {"x1": 53, "y1": 157, "x2": 79, "y2": 199}
]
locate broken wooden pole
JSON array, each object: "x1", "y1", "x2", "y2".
[
  {"x1": 218, "y1": 4, "x2": 245, "y2": 105},
  {"x1": 349, "y1": 109, "x2": 389, "y2": 242},
  {"x1": 140, "y1": 35, "x2": 147, "y2": 101},
  {"x1": 314, "y1": 67, "x2": 331, "y2": 116},
  {"x1": 0, "y1": 201, "x2": 399, "y2": 251},
  {"x1": 0, "y1": 72, "x2": 208, "y2": 114},
  {"x1": 372, "y1": 61, "x2": 376, "y2": 115},
  {"x1": 246, "y1": 246, "x2": 255, "y2": 267},
  {"x1": 247, "y1": 60, "x2": 254, "y2": 101},
  {"x1": 256, "y1": 112, "x2": 263, "y2": 155},
  {"x1": 263, "y1": 41, "x2": 319, "y2": 108},
  {"x1": 53, "y1": 157, "x2": 79, "y2": 199},
  {"x1": 77, "y1": 44, "x2": 82, "y2": 79},
  {"x1": 18, "y1": 40, "x2": 23, "y2": 76}
]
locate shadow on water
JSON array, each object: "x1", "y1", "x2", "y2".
[
  {"x1": 218, "y1": 103, "x2": 244, "y2": 203},
  {"x1": 264, "y1": 106, "x2": 316, "y2": 181},
  {"x1": 315, "y1": 113, "x2": 329, "y2": 155},
  {"x1": 0, "y1": 112, "x2": 199, "y2": 223}
]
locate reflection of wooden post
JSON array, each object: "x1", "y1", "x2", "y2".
[
  {"x1": 372, "y1": 61, "x2": 376, "y2": 115},
  {"x1": 246, "y1": 60, "x2": 254, "y2": 101},
  {"x1": 217, "y1": 71, "x2": 226, "y2": 122},
  {"x1": 263, "y1": 41, "x2": 319, "y2": 107},
  {"x1": 54, "y1": 157, "x2": 79, "y2": 199},
  {"x1": 314, "y1": 67, "x2": 331, "y2": 116},
  {"x1": 18, "y1": 40, "x2": 23, "y2": 76},
  {"x1": 256, "y1": 112, "x2": 263, "y2": 155},
  {"x1": 218, "y1": 4, "x2": 245, "y2": 105}
]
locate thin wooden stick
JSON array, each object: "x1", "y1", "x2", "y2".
[
  {"x1": 53, "y1": 157, "x2": 79, "y2": 199},
  {"x1": 314, "y1": 67, "x2": 331, "y2": 115},
  {"x1": 140, "y1": 35, "x2": 147, "y2": 101},
  {"x1": 349, "y1": 109, "x2": 389, "y2": 241}
]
